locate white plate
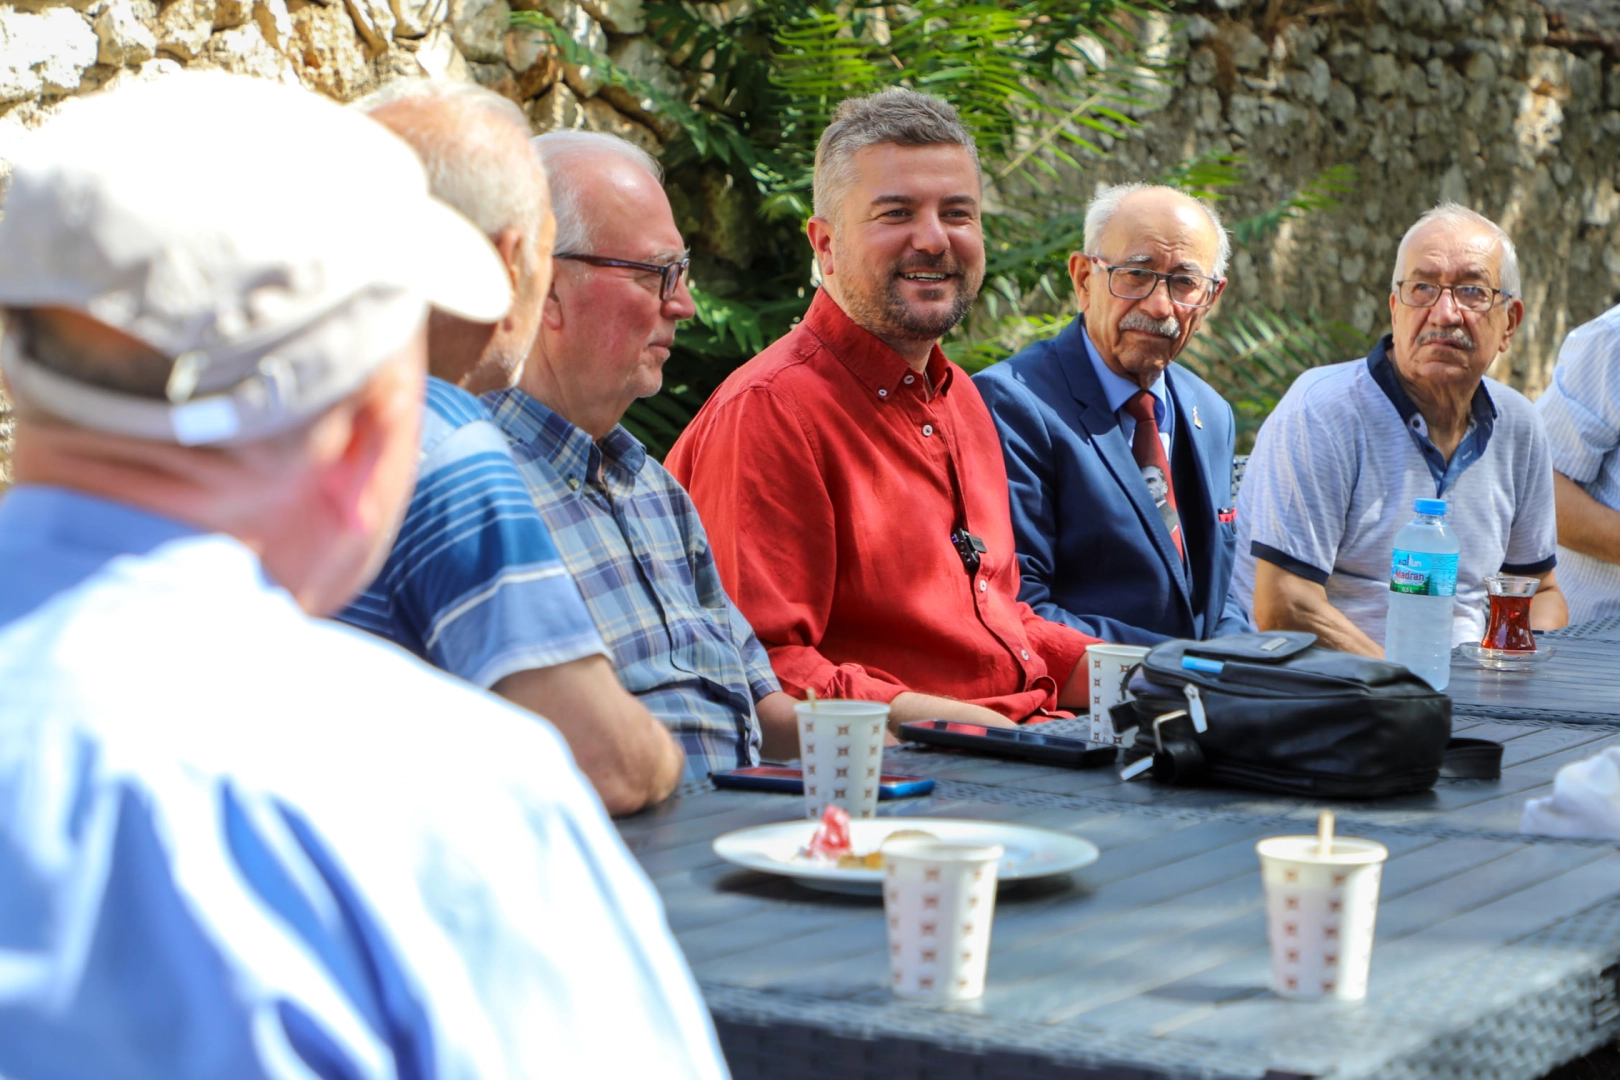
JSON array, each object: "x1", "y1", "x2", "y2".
[{"x1": 712, "y1": 818, "x2": 1100, "y2": 896}]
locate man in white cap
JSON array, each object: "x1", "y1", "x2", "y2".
[
  {"x1": 337, "y1": 80, "x2": 684, "y2": 816},
  {"x1": 0, "y1": 71, "x2": 726, "y2": 1080}
]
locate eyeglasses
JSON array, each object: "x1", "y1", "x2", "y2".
[
  {"x1": 1394, "y1": 280, "x2": 1511, "y2": 313},
  {"x1": 554, "y1": 251, "x2": 691, "y2": 302},
  {"x1": 1087, "y1": 255, "x2": 1221, "y2": 309}
]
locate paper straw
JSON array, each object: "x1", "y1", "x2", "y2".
[{"x1": 1317, "y1": 809, "x2": 1335, "y2": 857}]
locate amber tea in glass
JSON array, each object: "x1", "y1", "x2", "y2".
[{"x1": 1480, "y1": 574, "x2": 1538, "y2": 654}]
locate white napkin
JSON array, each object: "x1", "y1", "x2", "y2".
[{"x1": 1522, "y1": 747, "x2": 1620, "y2": 839}]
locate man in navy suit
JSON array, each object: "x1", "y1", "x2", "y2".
[{"x1": 975, "y1": 183, "x2": 1250, "y2": 645}]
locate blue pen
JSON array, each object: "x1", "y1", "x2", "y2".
[{"x1": 1181, "y1": 655, "x2": 1225, "y2": 675}]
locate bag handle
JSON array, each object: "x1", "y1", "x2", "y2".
[{"x1": 1440, "y1": 737, "x2": 1502, "y2": 780}]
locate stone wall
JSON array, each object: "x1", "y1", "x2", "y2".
[
  {"x1": 1, "y1": 0, "x2": 1618, "y2": 484},
  {"x1": 0, "y1": 0, "x2": 671, "y2": 484},
  {"x1": 1092, "y1": 0, "x2": 1620, "y2": 395}
]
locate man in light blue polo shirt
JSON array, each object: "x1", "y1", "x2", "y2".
[
  {"x1": 0, "y1": 72, "x2": 727, "y2": 1080},
  {"x1": 1233, "y1": 203, "x2": 1565, "y2": 653},
  {"x1": 337, "y1": 82, "x2": 684, "y2": 815}
]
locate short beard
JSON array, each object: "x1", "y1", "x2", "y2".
[{"x1": 842, "y1": 256, "x2": 984, "y2": 345}]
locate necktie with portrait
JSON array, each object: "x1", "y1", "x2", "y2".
[{"x1": 1124, "y1": 389, "x2": 1183, "y2": 560}]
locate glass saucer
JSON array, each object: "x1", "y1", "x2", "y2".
[{"x1": 1458, "y1": 642, "x2": 1555, "y2": 671}]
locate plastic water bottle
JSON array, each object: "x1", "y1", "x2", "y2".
[{"x1": 1384, "y1": 498, "x2": 1459, "y2": 691}]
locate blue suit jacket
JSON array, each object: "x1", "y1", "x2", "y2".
[{"x1": 975, "y1": 315, "x2": 1250, "y2": 645}]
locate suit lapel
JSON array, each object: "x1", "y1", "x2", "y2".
[
  {"x1": 1059, "y1": 316, "x2": 1192, "y2": 601},
  {"x1": 1165, "y1": 370, "x2": 1218, "y2": 604}
]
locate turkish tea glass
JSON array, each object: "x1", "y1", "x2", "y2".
[{"x1": 1480, "y1": 574, "x2": 1538, "y2": 654}]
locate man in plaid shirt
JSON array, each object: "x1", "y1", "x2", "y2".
[{"x1": 487, "y1": 130, "x2": 800, "y2": 778}]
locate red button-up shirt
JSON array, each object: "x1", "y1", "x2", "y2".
[{"x1": 666, "y1": 290, "x2": 1098, "y2": 721}]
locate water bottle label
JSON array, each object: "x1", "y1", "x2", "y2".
[{"x1": 1389, "y1": 548, "x2": 1458, "y2": 596}]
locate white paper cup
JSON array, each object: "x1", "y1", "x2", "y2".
[
  {"x1": 883, "y1": 839, "x2": 1003, "y2": 1001},
  {"x1": 1087, "y1": 644, "x2": 1151, "y2": 744},
  {"x1": 795, "y1": 700, "x2": 888, "y2": 820},
  {"x1": 1256, "y1": 834, "x2": 1388, "y2": 1001}
]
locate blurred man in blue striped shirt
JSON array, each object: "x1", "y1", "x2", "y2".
[{"x1": 337, "y1": 82, "x2": 684, "y2": 815}]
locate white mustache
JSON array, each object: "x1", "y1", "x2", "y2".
[
  {"x1": 1120, "y1": 309, "x2": 1181, "y2": 338},
  {"x1": 1418, "y1": 327, "x2": 1475, "y2": 350}
]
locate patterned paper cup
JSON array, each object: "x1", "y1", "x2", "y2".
[
  {"x1": 883, "y1": 839, "x2": 1003, "y2": 1002},
  {"x1": 1256, "y1": 835, "x2": 1389, "y2": 1001},
  {"x1": 1087, "y1": 644, "x2": 1151, "y2": 745},
  {"x1": 795, "y1": 700, "x2": 889, "y2": 820}
]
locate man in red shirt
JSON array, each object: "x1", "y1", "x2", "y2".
[{"x1": 666, "y1": 89, "x2": 1101, "y2": 731}]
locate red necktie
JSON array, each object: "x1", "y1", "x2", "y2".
[{"x1": 1124, "y1": 389, "x2": 1183, "y2": 560}]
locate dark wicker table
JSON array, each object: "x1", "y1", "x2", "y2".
[
  {"x1": 620, "y1": 714, "x2": 1620, "y2": 1080},
  {"x1": 1449, "y1": 626, "x2": 1620, "y2": 724}
]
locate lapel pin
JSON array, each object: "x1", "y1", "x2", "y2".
[{"x1": 1193, "y1": 406, "x2": 1203, "y2": 429}]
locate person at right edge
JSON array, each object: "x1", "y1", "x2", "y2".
[
  {"x1": 1231, "y1": 203, "x2": 1566, "y2": 654},
  {"x1": 1534, "y1": 298, "x2": 1620, "y2": 624}
]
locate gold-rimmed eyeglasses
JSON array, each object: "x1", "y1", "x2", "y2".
[{"x1": 1394, "y1": 280, "x2": 1512, "y2": 313}]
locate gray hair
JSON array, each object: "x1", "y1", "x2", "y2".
[
  {"x1": 1083, "y1": 182, "x2": 1231, "y2": 278},
  {"x1": 1391, "y1": 202, "x2": 1521, "y2": 298},
  {"x1": 812, "y1": 88, "x2": 981, "y2": 222},
  {"x1": 356, "y1": 78, "x2": 545, "y2": 243},
  {"x1": 532, "y1": 130, "x2": 663, "y2": 256}
]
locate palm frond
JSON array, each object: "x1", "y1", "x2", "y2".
[
  {"x1": 1179, "y1": 306, "x2": 1371, "y2": 448},
  {"x1": 1229, "y1": 165, "x2": 1358, "y2": 248}
]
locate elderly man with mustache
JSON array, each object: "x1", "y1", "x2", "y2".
[
  {"x1": 975, "y1": 183, "x2": 1252, "y2": 646},
  {"x1": 1231, "y1": 203, "x2": 1566, "y2": 654}
]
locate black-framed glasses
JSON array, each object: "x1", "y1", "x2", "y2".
[
  {"x1": 555, "y1": 251, "x2": 691, "y2": 301},
  {"x1": 1395, "y1": 280, "x2": 1512, "y2": 313},
  {"x1": 1086, "y1": 255, "x2": 1221, "y2": 309}
]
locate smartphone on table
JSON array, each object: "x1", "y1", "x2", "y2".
[{"x1": 710, "y1": 765, "x2": 935, "y2": 799}]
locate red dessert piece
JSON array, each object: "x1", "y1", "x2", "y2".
[{"x1": 804, "y1": 804, "x2": 852, "y2": 860}]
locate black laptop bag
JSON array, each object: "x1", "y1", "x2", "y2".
[{"x1": 1110, "y1": 632, "x2": 1501, "y2": 798}]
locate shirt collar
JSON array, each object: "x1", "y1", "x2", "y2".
[
  {"x1": 802, "y1": 288, "x2": 955, "y2": 402},
  {"x1": 0, "y1": 485, "x2": 202, "y2": 556},
  {"x1": 483, "y1": 388, "x2": 647, "y2": 487},
  {"x1": 1080, "y1": 321, "x2": 1169, "y2": 425},
  {"x1": 1365, "y1": 333, "x2": 1497, "y2": 435}
]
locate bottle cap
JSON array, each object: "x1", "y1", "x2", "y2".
[{"x1": 1414, "y1": 498, "x2": 1448, "y2": 516}]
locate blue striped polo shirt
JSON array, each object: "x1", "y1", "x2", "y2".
[{"x1": 338, "y1": 377, "x2": 607, "y2": 688}]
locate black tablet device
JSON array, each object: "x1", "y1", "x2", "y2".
[{"x1": 898, "y1": 720, "x2": 1117, "y2": 769}]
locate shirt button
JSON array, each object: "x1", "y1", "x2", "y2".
[
  {"x1": 978, "y1": 579, "x2": 988, "y2": 592},
  {"x1": 923, "y1": 424, "x2": 934, "y2": 437},
  {"x1": 1021, "y1": 649, "x2": 1030, "y2": 660},
  {"x1": 878, "y1": 388, "x2": 888, "y2": 398},
  {"x1": 566, "y1": 477, "x2": 580, "y2": 491},
  {"x1": 904, "y1": 375, "x2": 915, "y2": 385}
]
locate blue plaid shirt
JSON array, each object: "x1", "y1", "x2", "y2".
[{"x1": 486, "y1": 388, "x2": 769, "y2": 780}]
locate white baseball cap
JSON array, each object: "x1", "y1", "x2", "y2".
[{"x1": 0, "y1": 71, "x2": 511, "y2": 445}]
